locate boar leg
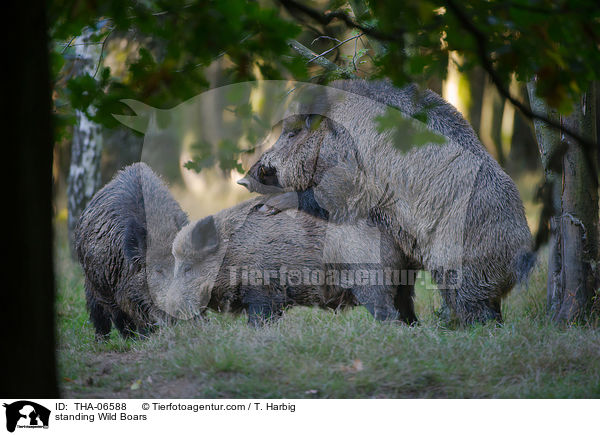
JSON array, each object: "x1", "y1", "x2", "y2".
[
  {"x1": 440, "y1": 287, "x2": 502, "y2": 326},
  {"x1": 111, "y1": 309, "x2": 138, "y2": 338},
  {"x1": 394, "y1": 283, "x2": 418, "y2": 325},
  {"x1": 297, "y1": 188, "x2": 329, "y2": 219},
  {"x1": 351, "y1": 287, "x2": 400, "y2": 322},
  {"x1": 136, "y1": 324, "x2": 157, "y2": 338},
  {"x1": 85, "y1": 283, "x2": 112, "y2": 340},
  {"x1": 460, "y1": 298, "x2": 502, "y2": 325},
  {"x1": 259, "y1": 189, "x2": 329, "y2": 220},
  {"x1": 242, "y1": 287, "x2": 283, "y2": 326},
  {"x1": 437, "y1": 264, "x2": 504, "y2": 325}
]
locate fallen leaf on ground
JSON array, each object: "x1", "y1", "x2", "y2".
[{"x1": 340, "y1": 359, "x2": 364, "y2": 373}]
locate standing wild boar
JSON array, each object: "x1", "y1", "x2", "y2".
[
  {"x1": 167, "y1": 196, "x2": 417, "y2": 325},
  {"x1": 75, "y1": 162, "x2": 188, "y2": 339},
  {"x1": 238, "y1": 80, "x2": 534, "y2": 325}
]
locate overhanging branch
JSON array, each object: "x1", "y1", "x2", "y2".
[
  {"x1": 287, "y1": 39, "x2": 358, "y2": 79},
  {"x1": 279, "y1": 0, "x2": 401, "y2": 42},
  {"x1": 444, "y1": 0, "x2": 597, "y2": 184},
  {"x1": 279, "y1": 0, "x2": 598, "y2": 160}
]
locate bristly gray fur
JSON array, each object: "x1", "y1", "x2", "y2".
[
  {"x1": 242, "y1": 79, "x2": 534, "y2": 325},
  {"x1": 75, "y1": 162, "x2": 188, "y2": 339},
  {"x1": 169, "y1": 196, "x2": 418, "y2": 325}
]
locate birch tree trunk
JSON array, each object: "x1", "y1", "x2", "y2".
[
  {"x1": 528, "y1": 81, "x2": 599, "y2": 322},
  {"x1": 67, "y1": 25, "x2": 104, "y2": 254}
]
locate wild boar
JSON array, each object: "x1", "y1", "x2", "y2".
[
  {"x1": 168, "y1": 196, "x2": 417, "y2": 325},
  {"x1": 238, "y1": 79, "x2": 534, "y2": 325},
  {"x1": 75, "y1": 162, "x2": 188, "y2": 339}
]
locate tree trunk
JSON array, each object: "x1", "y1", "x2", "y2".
[
  {"x1": 67, "y1": 26, "x2": 104, "y2": 255},
  {"x1": 556, "y1": 87, "x2": 598, "y2": 322},
  {"x1": 2, "y1": 1, "x2": 58, "y2": 396},
  {"x1": 468, "y1": 67, "x2": 485, "y2": 134},
  {"x1": 101, "y1": 128, "x2": 143, "y2": 184},
  {"x1": 528, "y1": 81, "x2": 599, "y2": 322},
  {"x1": 527, "y1": 81, "x2": 562, "y2": 313},
  {"x1": 480, "y1": 78, "x2": 506, "y2": 166},
  {"x1": 509, "y1": 85, "x2": 540, "y2": 172}
]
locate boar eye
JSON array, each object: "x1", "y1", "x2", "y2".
[
  {"x1": 183, "y1": 264, "x2": 192, "y2": 275},
  {"x1": 287, "y1": 131, "x2": 297, "y2": 139},
  {"x1": 154, "y1": 267, "x2": 164, "y2": 276}
]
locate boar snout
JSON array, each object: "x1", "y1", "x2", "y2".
[
  {"x1": 237, "y1": 177, "x2": 251, "y2": 188},
  {"x1": 244, "y1": 161, "x2": 281, "y2": 187},
  {"x1": 238, "y1": 162, "x2": 285, "y2": 194},
  {"x1": 162, "y1": 283, "x2": 201, "y2": 320},
  {"x1": 257, "y1": 164, "x2": 280, "y2": 187}
]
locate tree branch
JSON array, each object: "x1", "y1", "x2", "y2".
[
  {"x1": 279, "y1": 0, "x2": 401, "y2": 42},
  {"x1": 307, "y1": 32, "x2": 363, "y2": 64},
  {"x1": 444, "y1": 0, "x2": 597, "y2": 158},
  {"x1": 93, "y1": 27, "x2": 114, "y2": 78},
  {"x1": 280, "y1": 0, "x2": 598, "y2": 159},
  {"x1": 287, "y1": 39, "x2": 357, "y2": 78},
  {"x1": 347, "y1": 0, "x2": 386, "y2": 55}
]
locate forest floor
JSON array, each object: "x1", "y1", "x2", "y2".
[{"x1": 55, "y1": 220, "x2": 600, "y2": 399}]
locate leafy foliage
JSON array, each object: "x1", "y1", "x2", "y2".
[
  {"x1": 184, "y1": 139, "x2": 244, "y2": 174},
  {"x1": 283, "y1": 0, "x2": 600, "y2": 113},
  {"x1": 51, "y1": 0, "x2": 304, "y2": 142},
  {"x1": 51, "y1": 0, "x2": 600, "y2": 168}
]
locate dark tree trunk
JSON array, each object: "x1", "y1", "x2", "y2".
[
  {"x1": 101, "y1": 128, "x2": 143, "y2": 184},
  {"x1": 527, "y1": 82, "x2": 563, "y2": 312},
  {"x1": 491, "y1": 95, "x2": 506, "y2": 167},
  {"x1": 467, "y1": 67, "x2": 485, "y2": 133},
  {"x1": 556, "y1": 88, "x2": 598, "y2": 322},
  {"x1": 67, "y1": 26, "x2": 104, "y2": 255},
  {"x1": 596, "y1": 82, "x2": 600, "y2": 169},
  {"x1": 528, "y1": 81, "x2": 599, "y2": 323},
  {"x1": 2, "y1": 1, "x2": 58, "y2": 397},
  {"x1": 509, "y1": 85, "x2": 540, "y2": 172},
  {"x1": 480, "y1": 78, "x2": 506, "y2": 166}
]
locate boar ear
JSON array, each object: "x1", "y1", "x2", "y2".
[
  {"x1": 174, "y1": 213, "x2": 188, "y2": 229},
  {"x1": 191, "y1": 216, "x2": 219, "y2": 251},
  {"x1": 123, "y1": 218, "x2": 147, "y2": 265}
]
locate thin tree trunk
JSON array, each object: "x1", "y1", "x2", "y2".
[
  {"x1": 510, "y1": 85, "x2": 540, "y2": 171},
  {"x1": 481, "y1": 78, "x2": 505, "y2": 166},
  {"x1": 3, "y1": 1, "x2": 58, "y2": 397},
  {"x1": 492, "y1": 98, "x2": 506, "y2": 167},
  {"x1": 101, "y1": 128, "x2": 143, "y2": 184},
  {"x1": 528, "y1": 81, "x2": 599, "y2": 322},
  {"x1": 468, "y1": 67, "x2": 485, "y2": 134},
  {"x1": 527, "y1": 81, "x2": 563, "y2": 313},
  {"x1": 596, "y1": 82, "x2": 600, "y2": 170},
  {"x1": 556, "y1": 87, "x2": 598, "y2": 322},
  {"x1": 67, "y1": 25, "x2": 105, "y2": 255}
]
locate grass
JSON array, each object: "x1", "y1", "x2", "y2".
[{"x1": 55, "y1": 222, "x2": 600, "y2": 398}]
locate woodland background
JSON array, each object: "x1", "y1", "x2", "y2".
[{"x1": 4, "y1": 0, "x2": 600, "y2": 398}]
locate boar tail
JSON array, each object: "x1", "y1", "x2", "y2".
[{"x1": 513, "y1": 249, "x2": 537, "y2": 285}]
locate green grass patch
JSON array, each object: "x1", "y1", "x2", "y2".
[{"x1": 55, "y1": 223, "x2": 600, "y2": 398}]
